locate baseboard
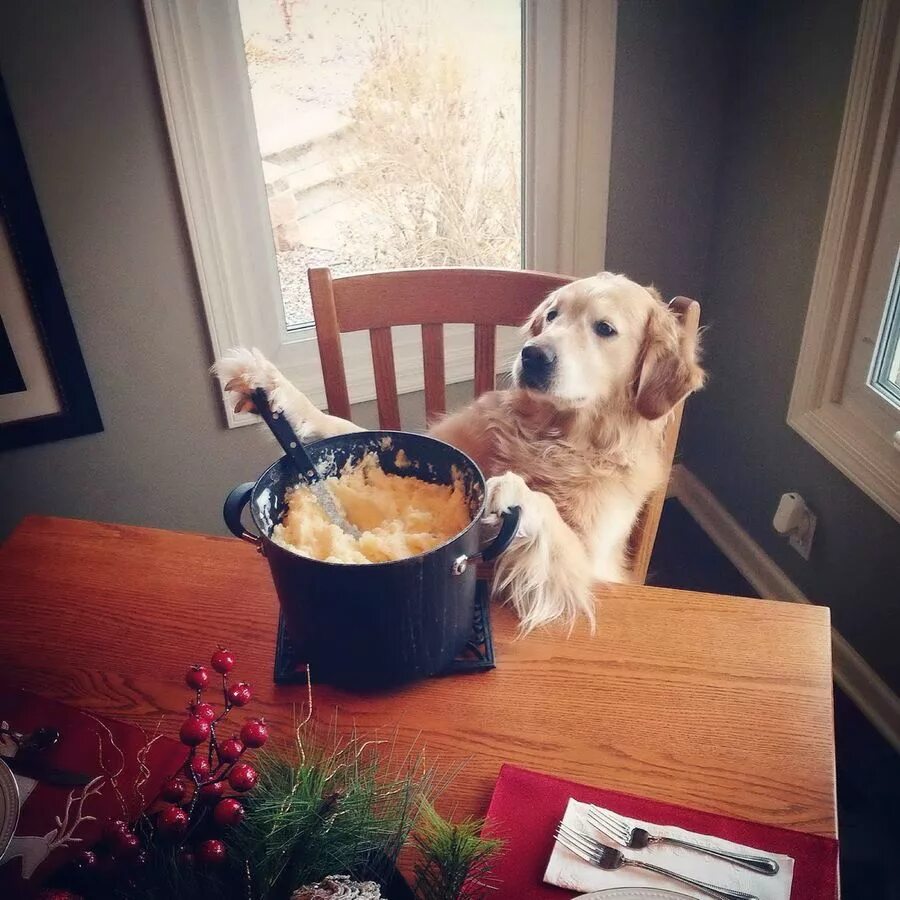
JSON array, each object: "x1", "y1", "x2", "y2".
[{"x1": 670, "y1": 464, "x2": 900, "y2": 754}]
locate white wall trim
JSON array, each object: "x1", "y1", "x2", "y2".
[
  {"x1": 787, "y1": 0, "x2": 900, "y2": 521},
  {"x1": 524, "y1": 0, "x2": 616, "y2": 277},
  {"x1": 670, "y1": 464, "x2": 900, "y2": 755},
  {"x1": 144, "y1": 0, "x2": 281, "y2": 428}
]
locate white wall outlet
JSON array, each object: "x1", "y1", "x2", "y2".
[
  {"x1": 788, "y1": 509, "x2": 816, "y2": 559},
  {"x1": 773, "y1": 492, "x2": 816, "y2": 560}
]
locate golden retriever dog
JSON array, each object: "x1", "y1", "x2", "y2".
[{"x1": 214, "y1": 272, "x2": 705, "y2": 632}]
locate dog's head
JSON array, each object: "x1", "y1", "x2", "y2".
[{"x1": 513, "y1": 272, "x2": 705, "y2": 419}]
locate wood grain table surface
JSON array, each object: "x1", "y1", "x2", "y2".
[{"x1": 0, "y1": 516, "x2": 837, "y2": 840}]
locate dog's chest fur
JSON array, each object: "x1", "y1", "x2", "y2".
[{"x1": 433, "y1": 390, "x2": 666, "y2": 546}]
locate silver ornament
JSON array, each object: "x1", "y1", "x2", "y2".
[{"x1": 291, "y1": 874, "x2": 383, "y2": 900}]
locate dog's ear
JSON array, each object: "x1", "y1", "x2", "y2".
[
  {"x1": 634, "y1": 292, "x2": 705, "y2": 420},
  {"x1": 523, "y1": 292, "x2": 556, "y2": 337}
]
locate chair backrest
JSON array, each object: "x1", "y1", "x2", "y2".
[
  {"x1": 308, "y1": 267, "x2": 572, "y2": 426},
  {"x1": 308, "y1": 266, "x2": 699, "y2": 583}
]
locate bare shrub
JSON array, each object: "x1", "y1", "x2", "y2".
[{"x1": 339, "y1": 27, "x2": 521, "y2": 270}]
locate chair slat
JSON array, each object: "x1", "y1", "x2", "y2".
[
  {"x1": 308, "y1": 267, "x2": 352, "y2": 419},
  {"x1": 330, "y1": 268, "x2": 572, "y2": 331},
  {"x1": 473, "y1": 323, "x2": 496, "y2": 397},
  {"x1": 421, "y1": 323, "x2": 446, "y2": 423},
  {"x1": 369, "y1": 327, "x2": 401, "y2": 430}
]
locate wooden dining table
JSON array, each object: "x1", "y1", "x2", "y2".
[{"x1": 0, "y1": 515, "x2": 837, "y2": 849}]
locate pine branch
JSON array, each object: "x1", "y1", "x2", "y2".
[
  {"x1": 228, "y1": 723, "x2": 436, "y2": 898},
  {"x1": 411, "y1": 801, "x2": 504, "y2": 900}
]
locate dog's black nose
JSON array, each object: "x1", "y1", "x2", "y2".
[
  {"x1": 521, "y1": 343, "x2": 556, "y2": 371},
  {"x1": 519, "y1": 343, "x2": 556, "y2": 390}
]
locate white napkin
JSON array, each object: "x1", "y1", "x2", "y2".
[{"x1": 544, "y1": 799, "x2": 795, "y2": 900}]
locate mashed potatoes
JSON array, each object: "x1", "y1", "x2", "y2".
[{"x1": 272, "y1": 452, "x2": 471, "y2": 564}]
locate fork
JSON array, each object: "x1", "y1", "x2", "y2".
[
  {"x1": 588, "y1": 806, "x2": 779, "y2": 876},
  {"x1": 555, "y1": 823, "x2": 758, "y2": 900}
]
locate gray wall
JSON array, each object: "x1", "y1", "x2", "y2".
[
  {"x1": 0, "y1": 0, "x2": 278, "y2": 537},
  {"x1": 680, "y1": 0, "x2": 900, "y2": 692},
  {"x1": 606, "y1": 0, "x2": 735, "y2": 300},
  {"x1": 0, "y1": 0, "x2": 729, "y2": 540}
]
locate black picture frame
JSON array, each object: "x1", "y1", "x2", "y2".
[{"x1": 0, "y1": 75, "x2": 102, "y2": 452}]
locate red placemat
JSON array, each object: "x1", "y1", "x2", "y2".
[
  {"x1": 482, "y1": 764, "x2": 838, "y2": 900},
  {"x1": 0, "y1": 688, "x2": 186, "y2": 898}
]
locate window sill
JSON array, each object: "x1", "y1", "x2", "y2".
[{"x1": 788, "y1": 399, "x2": 900, "y2": 522}]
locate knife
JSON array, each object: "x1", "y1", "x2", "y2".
[{"x1": 4, "y1": 755, "x2": 93, "y2": 786}]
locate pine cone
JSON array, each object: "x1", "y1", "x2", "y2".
[{"x1": 291, "y1": 875, "x2": 383, "y2": 899}]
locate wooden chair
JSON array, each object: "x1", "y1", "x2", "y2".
[{"x1": 308, "y1": 266, "x2": 700, "y2": 583}]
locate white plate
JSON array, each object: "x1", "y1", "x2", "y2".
[
  {"x1": 577, "y1": 891, "x2": 693, "y2": 900},
  {"x1": 0, "y1": 758, "x2": 20, "y2": 860}
]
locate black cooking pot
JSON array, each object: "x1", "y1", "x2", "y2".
[{"x1": 223, "y1": 431, "x2": 519, "y2": 689}]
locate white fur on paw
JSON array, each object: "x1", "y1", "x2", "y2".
[
  {"x1": 295, "y1": 420, "x2": 320, "y2": 443},
  {"x1": 485, "y1": 472, "x2": 535, "y2": 536},
  {"x1": 212, "y1": 347, "x2": 282, "y2": 413}
]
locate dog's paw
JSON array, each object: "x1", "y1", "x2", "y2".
[
  {"x1": 212, "y1": 347, "x2": 282, "y2": 415},
  {"x1": 485, "y1": 472, "x2": 530, "y2": 514}
]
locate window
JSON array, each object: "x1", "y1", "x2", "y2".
[
  {"x1": 870, "y1": 247, "x2": 900, "y2": 407},
  {"x1": 144, "y1": 0, "x2": 616, "y2": 422},
  {"x1": 788, "y1": 0, "x2": 900, "y2": 521},
  {"x1": 238, "y1": 0, "x2": 523, "y2": 330}
]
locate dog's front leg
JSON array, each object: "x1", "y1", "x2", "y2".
[
  {"x1": 212, "y1": 348, "x2": 361, "y2": 441},
  {"x1": 485, "y1": 472, "x2": 595, "y2": 634}
]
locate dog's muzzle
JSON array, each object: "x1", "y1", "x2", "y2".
[{"x1": 518, "y1": 343, "x2": 556, "y2": 391}]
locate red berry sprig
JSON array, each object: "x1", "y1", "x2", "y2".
[
  {"x1": 140, "y1": 647, "x2": 267, "y2": 869},
  {"x1": 73, "y1": 820, "x2": 144, "y2": 881}
]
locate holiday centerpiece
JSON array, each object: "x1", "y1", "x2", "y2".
[{"x1": 40, "y1": 649, "x2": 502, "y2": 900}]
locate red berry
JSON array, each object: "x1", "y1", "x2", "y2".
[
  {"x1": 211, "y1": 648, "x2": 235, "y2": 674},
  {"x1": 218, "y1": 736, "x2": 244, "y2": 763},
  {"x1": 180, "y1": 716, "x2": 211, "y2": 746},
  {"x1": 189, "y1": 755, "x2": 211, "y2": 780},
  {"x1": 114, "y1": 831, "x2": 141, "y2": 859},
  {"x1": 186, "y1": 665, "x2": 210, "y2": 690},
  {"x1": 198, "y1": 780, "x2": 226, "y2": 802},
  {"x1": 191, "y1": 701, "x2": 216, "y2": 722},
  {"x1": 197, "y1": 838, "x2": 227, "y2": 865},
  {"x1": 102, "y1": 819, "x2": 129, "y2": 843},
  {"x1": 36, "y1": 892, "x2": 83, "y2": 900},
  {"x1": 157, "y1": 804, "x2": 189, "y2": 838},
  {"x1": 161, "y1": 775, "x2": 189, "y2": 802},
  {"x1": 225, "y1": 682, "x2": 252, "y2": 707},
  {"x1": 228, "y1": 762, "x2": 258, "y2": 792},
  {"x1": 240, "y1": 718, "x2": 268, "y2": 748},
  {"x1": 74, "y1": 849, "x2": 98, "y2": 870},
  {"x1": 213, "y1": 797, "x2": 245, "y2": 828}
]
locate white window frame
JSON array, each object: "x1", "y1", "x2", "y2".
[
  {"x1": 143, "y1": 0, "x2": 616, "y2": 426},
  {"x1": 788, "y1": 0, "x2": 900, "y2": 522}
]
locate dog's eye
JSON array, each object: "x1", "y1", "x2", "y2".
[
  {"x1": 545, "y1": 309, "x2": 558, "y2": 322},
  {"x1": 594, "y1": 321, "x2": 617, "y2": 337}
]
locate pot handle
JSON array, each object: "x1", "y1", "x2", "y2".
[
  {"x1": 477, "y1": 505, "x2": 522, "y2": 563},
  {"x1": 223, "y1": 482, "x2": 261, "y2": 547}
]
